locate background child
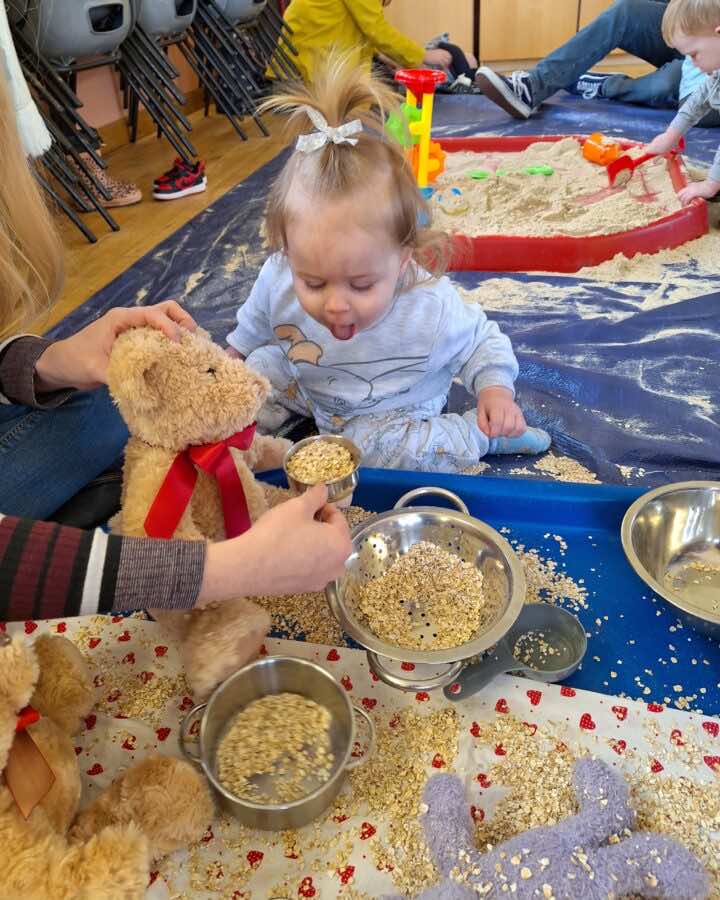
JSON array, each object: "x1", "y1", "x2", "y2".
[
  {"x1": 280, "y1": 0, "x2": 473, "y2": 85},
  {"x1": 646, "y1": 0, "x2": 720, "y2": 203},
  {"x1": 227, "y1": 55, "x2": 550, "y2": 474}
]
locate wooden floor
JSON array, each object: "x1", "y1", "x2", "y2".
[{"x1": 47, "y1": 109, "x2": 287, "y2": 331}]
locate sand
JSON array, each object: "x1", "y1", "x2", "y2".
[{"x1": 432, "y1": 138, "x2": 681, "y2": 238}]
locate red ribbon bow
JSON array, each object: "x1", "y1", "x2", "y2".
[
  {"x1": 15, "y1": 706, "x2": 39, "y2": 732},
  {"x1": 144, "y1": 424, "x2": 257, "y2": 540}
]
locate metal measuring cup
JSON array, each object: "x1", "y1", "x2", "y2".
[{"x1": 444, "y1": 603, "x2": 587, "y2": 701}]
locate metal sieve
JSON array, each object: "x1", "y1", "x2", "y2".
[{"x1": 325, "y1": 487, "x2": 526, "y2": 691}]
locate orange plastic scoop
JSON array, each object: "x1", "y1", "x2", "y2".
[
  {"x1": 607, "y1": 137, "x2": 685, "y2": 186},
  {"x1": 582, "y1": 132, "x2": 622, "y2": 166}
]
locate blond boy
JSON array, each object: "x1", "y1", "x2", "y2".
[{"x1": 647, "y1": 0, "x2": 720, "y2": 203}]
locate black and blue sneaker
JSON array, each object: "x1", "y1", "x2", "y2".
[
  {"x1": 473, "y1": 68, "x2": 537, "y2": 119},
  {"x1": 571, "y1": 71, "x2": 624, "y2": 99}
]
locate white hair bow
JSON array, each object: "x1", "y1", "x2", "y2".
[{"x1": 296, "y1": 106, "x2": 362, "y2": 153}]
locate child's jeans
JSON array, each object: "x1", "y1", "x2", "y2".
[{"x1": 247, "y1": 345, "x2": 489, "y2": 473}]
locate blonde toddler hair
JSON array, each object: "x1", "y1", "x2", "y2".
[
  {"x1": 260, "y1": 52, "x2": 449, "y2": 281},
  {"x1": 0, "y1": 69, "x2": 63, "y2": 341},
  {"x1": 662, "y1": 0, "x2": 720, "y2": 44}
]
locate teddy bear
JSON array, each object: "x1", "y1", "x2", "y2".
[
  {"x1": 106, "y1": 325, "x2": 291, "y2": 699},
  {"x1": 0, "y1": 631, "x2": 214, "y2": 900},
  {"x1": 385, "y1": 758, "x2": 709, "y2": 900}
]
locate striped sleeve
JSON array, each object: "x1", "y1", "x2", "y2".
[{"x1": 0, "y1": 514, "x2": 206, "y2": 620}]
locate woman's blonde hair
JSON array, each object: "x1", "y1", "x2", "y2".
[
  {"x1": 662, "y1": 0, "x2": 720, "y2": 44},
  {"x1": 260, "y1": 52, "x2": 450, "y2": 281},
  {"x1": 0, "y1": 70, "x2": 63, "y2": 340}
]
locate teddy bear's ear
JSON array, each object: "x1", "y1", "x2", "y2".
[{"x1": 107, "y1": 328, "x2": 166, "y2": 414}]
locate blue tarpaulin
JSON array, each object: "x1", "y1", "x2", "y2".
[{"x1": 52, "y1": 92, "x2": 720, "y2": 487}]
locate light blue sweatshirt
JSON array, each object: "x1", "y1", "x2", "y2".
[{"x1": 227, "y1": 254, "x2": 519, "y2": 427}]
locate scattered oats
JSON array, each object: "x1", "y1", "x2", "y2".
[
  {"x1": 533, "y1": 452, "x2": 600, "y2": 484},
  {"x1": 512, "y1": 542, "x2": 588, "y2": 610}
]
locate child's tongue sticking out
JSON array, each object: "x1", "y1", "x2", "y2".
[{"x1": 285, "y1": 191, "x2": 411, "y2": 341}]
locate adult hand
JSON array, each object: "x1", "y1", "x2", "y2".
[
  {"x1": 423, "y1": 48, "x2": 453, "y2": 69},
  {"x1": 200, "y1": 485, "x2": 353, "y2": 602},
  {"x1": 35, "y1": 301, "x2": 196, "y2": 392},
  {"x1": 644, "y1": 130, "x2": 681, "y2": 157},
  {"x1": 678, "y1": 177, "x2": 720, "y2": 205},
  {"x1": 476, "y1": 386, "x2": 526, "y2": 439}
]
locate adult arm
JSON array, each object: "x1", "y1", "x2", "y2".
[
  {"x1": 1, "y1": 486, "x2": 351, "y2": 620},
  {"x1": 0, "y1": 301, "x2": 197, "y2": 405},
  {"x1": 0, "y1": 336, "x2": 72, "y2": 407},
  {"x1": 0, "y1": 513, "x2": 205, "y2": 620}
]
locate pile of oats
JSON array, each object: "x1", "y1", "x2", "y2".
[
  {"x1": 287, "y1": 440, "x2": 356, "y2": 484},
  {"x1": 512, "y1": 543, "x2": 589, "y2": 611},
  {"x1": 353, "y1": 541, "x2": 498, "y2": 650},
  {"x1": 471, "y1": 717, "x2": 579, "y2": 847},
  {"x1": 533, "y1": 452, "x2": 600, "y2": 485},
  {"x1": 216, "y1": 693, "x2": 334, "y2": 803},
  {"x1": 346, "y1": 707, "x2": 461, "y2": 895}
]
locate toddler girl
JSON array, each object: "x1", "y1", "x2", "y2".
[{"x1": 227, "y1": 55, "x2": 550, "y2": 473}]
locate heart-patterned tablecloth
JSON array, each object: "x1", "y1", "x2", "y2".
[{"x1": 5, "y1": 614, "x2": 718, "y2": 900}]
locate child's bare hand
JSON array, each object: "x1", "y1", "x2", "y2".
[
  {"x1": 226, "y1": 345, "x2": 243, "y2": 359},
  {"x1": 645, "y1": 130, "x2": 681, "y2": 156},
  {"x1": 678, "y1": 178, "x2": 720, "y2": 205},
  {"x1": 477, "y1": 386, "x2": 526, "y2": 438}
]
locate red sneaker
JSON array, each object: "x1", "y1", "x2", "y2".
[
  {"x1": 153, "y1": 157, "x2": 191, "y2": 187},
  {"x1": 152, "y1": 160, "x2": 207, "y2": 200}
]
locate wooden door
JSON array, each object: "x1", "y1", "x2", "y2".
[
  {"x1": 479, "y1": 0, "x2": 579, "y2": 62},
  {"x1": 578, "y1": 0, "x2": 613, "y2": 29},
  {"x1": 383, "y1": 0, "x2": 474, "y2": 50}
]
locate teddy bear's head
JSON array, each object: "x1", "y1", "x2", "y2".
[{"x1": 107, "y1": 327, "x2": 271, "y2": 451}]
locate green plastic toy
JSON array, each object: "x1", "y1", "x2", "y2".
[
  {"x1": 521, "y1": 164, "x2": 555, "y2": 176},
  {"x1": 466, "y1": 164, "x2": 555, "y2": 179},
  {"x1": 385, "y1": 102, "x2": 422, "y2": 149}
]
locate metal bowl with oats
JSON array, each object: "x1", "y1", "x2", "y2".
[
  {"x1": 326, "y1": 487, "x2": 526, "y2": 691},
  {"x1": 621, "y1": 481, "x2": 720, "y2": 640},
  {"x1": 179, "y1": 656, "x2": 375, "y2": 830},
  {"x1": 284, "y1": 435, "x2": 362, "y2": 504}
]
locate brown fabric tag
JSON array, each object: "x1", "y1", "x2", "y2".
[{"x1": 5, "y1": 730, "x2": 55, "y2": 819}]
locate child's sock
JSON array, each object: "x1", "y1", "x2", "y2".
[{"x1": 487, "y1": 427, "x2": 551, "y2": 456}]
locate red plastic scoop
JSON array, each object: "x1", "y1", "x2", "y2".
[{"x1": 607, "y1": 137, "x2": 685, "y2": 186}]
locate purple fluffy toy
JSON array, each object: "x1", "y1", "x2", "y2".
[{"x1": 385, "y1": 757, "x2": 708, "y2": 900}]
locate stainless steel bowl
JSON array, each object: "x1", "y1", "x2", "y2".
[
  {"x1": 621, "y1": 481, "x2": 720, "y2": 640},
  {"x1": 283, "y1": 435, "x2": 362, "y2": 504},
  {"x1": 326, "y1": 487, "x2": 526, "y2": 691},
  {"x1": 179, "y1": 656, "x2": 374, "y2": 830}
]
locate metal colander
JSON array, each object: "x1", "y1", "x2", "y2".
[{"x1": 325, "y1": 488, "x2": 526, "y2": 690}]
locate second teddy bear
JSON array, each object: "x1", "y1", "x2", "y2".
[
  {"x1": 1, "y1": 632, "x2": 213, "y2": 900},
  {"x1": 107, "y1": 325, "x2": 291, "y2": 699},
  {"x1": 385, "y1": 758, "x2": 708, "y2": 900}
]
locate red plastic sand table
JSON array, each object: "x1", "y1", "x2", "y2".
[{"x1": 439, "y1": 135, "x2": 708, "y2": 273}]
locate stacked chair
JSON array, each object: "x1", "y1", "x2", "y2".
[{"x1": 6, "y1": 0, "x2": 298, "y2": 242}]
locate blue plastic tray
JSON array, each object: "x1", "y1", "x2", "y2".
[{"x1": 264, "y1": 468, "x2": 719, "y2": 716}]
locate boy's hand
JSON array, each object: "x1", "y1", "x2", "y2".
[
  {"x1": 645, "y1": 130, "x2": 682, "y2": 156},
  {"x1": 476, "y1": 386, "x2": 526, "y2": 439},
  {"x1": 678, "y1": 178, "x2": 720, "y2": 205}
]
